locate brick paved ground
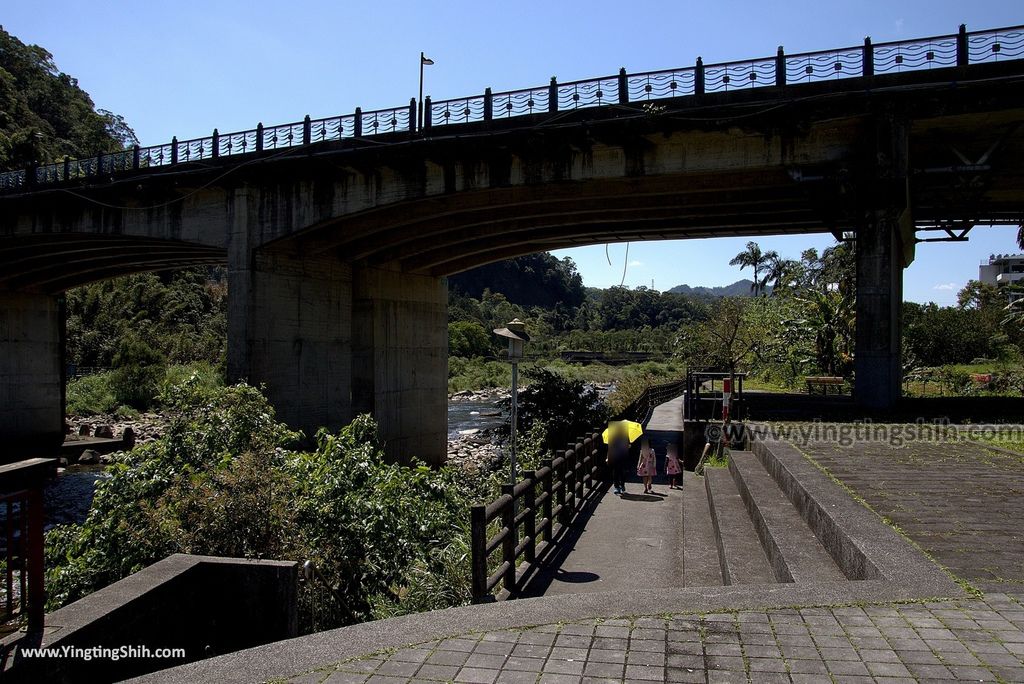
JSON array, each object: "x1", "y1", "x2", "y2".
[
  {"x1": 796, "y1": 434, "x2": 1024, "y2": 596},
  {"x1": 288, "y1": 594, "x2": 1024, "y2": 683}
]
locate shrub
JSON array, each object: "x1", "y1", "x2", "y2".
[
  {"x1": 500, "y1": 367, "x2": 608, "y2": 464},
  {"x1": 109, "y1": 336, "x2": 165, "y2": 410},
  {"x1": 65, "y1": 373, "x2": 117, "y2": 415},
  {"x1": 45, "y1": 377, "x2": 478, "y2": 633}
]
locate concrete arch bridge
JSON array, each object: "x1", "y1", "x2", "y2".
[{"x1": 1, "y1": 24, "x2": 1023, "y2": 463}]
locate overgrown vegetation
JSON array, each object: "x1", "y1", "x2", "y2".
[{"x1": 47, "y1": 379, "x2": 489, "y2": 632}]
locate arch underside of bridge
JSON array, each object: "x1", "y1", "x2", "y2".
[{"x1": 0, "y1": 234, "x2": 225, "y2": 294}]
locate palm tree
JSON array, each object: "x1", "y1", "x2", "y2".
[
  {"x1": 729, "y1": 242, "x2": 777, "y2": 296},
  {"x1": 764, "y1": 255, "x2": 800, "y2": 294}
]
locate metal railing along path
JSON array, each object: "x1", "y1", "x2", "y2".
[{"x1": 1, "y1": 24, "x2": 1021, "y2": 193}]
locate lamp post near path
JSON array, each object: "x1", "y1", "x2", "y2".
[{"x1": 494, "y1": 319, "x2": 529, "y2": 486}]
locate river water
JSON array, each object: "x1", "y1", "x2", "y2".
[{"x1": 44, "y1": 400, "x2": 505, "y2": 529}]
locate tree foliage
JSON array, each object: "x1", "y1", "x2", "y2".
[
  {"x1": 65, "y1": 267, "x2": 227, "y2": 369},
  {"x1": 46, "y1": 379, "x2": 479, "y2": 631},
  {"x1": 449, "y1": 253, "x2": 586, "y2": 309},
  {"x1": 0, "y1": 26, "x2": 135, "y2": 170}
]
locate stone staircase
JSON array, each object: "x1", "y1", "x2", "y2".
[{"x1": 683, "y1": 445, "x2": 848, "y2": 587}]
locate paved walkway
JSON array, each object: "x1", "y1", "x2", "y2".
[
  {"x1": 647, "y1": 396, "x2": 685, "y2": 432},
  {"x1": 796, "y1": 432, "x2": 1024, "y2": 596},
  {"x1": 524, "y1": 483, "x2": 684, "y2": 597},
  {"x1": 291, "y1": 593, "x2": 1024, "y2": 683}
]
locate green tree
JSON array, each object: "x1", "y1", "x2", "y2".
[
  {"x1": 109, "y1": 336, "x2": 166, "y2": 410},
  {"x1": 0, "y1": 27, "x2": 134, "y2": 170},
  {"x1": 729, "y1": 241, "x2": 778, "y2": 296},
  {"x1": 447, "y1": 321, "x2": 492, "y2": 358}
]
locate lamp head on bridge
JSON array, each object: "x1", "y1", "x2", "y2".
[{"x1": 494, "y1": 318, "x2": 529, "y2": 361}]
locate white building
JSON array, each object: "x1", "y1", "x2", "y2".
[{"x1": 979, "y1": 253, "x2": 1024, "y2": 301}]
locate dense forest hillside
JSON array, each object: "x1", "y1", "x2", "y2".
[{"x1": 0, "y1": 26, "x2": 135, "y2": 170}]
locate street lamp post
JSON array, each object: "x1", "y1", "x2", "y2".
[
  {"x1": 419, "y1": 52, "x2": 434, "y2": 131},
  {"x1": 494, "y1": 319, "x2": 529, "y2": 486}
]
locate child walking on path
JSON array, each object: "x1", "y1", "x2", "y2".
[
  {"x1": 637, "y1": 439, "x2": 657, "y2": 494},
  {"x1": 665, "y1": 443, "x2": 682, "y2": 489}
]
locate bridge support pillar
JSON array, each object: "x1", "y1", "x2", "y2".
[
  {"x1": 352, "y1": 264, "x2": 447, "y2": 466},
  {"x1": 854, "y1": 212, "x2": 904, "y2": 409},
  {"x1": 854, "y1": 114, "x2": 909, "y2": 410},
  {"x1": 0, "y1": 291, "x2": 64, "y2": 457},
  {"x1": 228, "y1": 249, "x2": 353, "y2": 441}
]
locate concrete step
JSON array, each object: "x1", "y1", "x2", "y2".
[
  {"x1": 682, "y1": 472, "x2": 722, "y2": 587},
  {"x1": 704, "y1": 468, "x2": 775, "y2": 585},
  {"x1": 729, "y1": 450, "x2": 847, "y2": 583}
]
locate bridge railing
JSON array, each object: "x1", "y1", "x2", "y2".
[
  {"x1": 470, "y1": 430, "x2": 602, "y2": 602},
  {"x1": 2, "y1": 23, "x2": 1022, "y2": 193}
]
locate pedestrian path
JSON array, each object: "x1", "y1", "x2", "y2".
[
  {"x1": 646, "y1": 395, "x2": 685, "y2": 431},
  {"x1": 523, "y1": 481, "x2": 684, "y2": 597}
]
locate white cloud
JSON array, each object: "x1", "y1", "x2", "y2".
[
  {"x1": 628, "y1": 260, "x2": 643, "y2": 267},
  {"x1": 933, "y1": 282, "x2": 958, "y2": 291}
]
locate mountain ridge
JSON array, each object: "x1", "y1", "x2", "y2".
[{"x1": 667, "y1": 279, "x2": 765, "y2": 298}]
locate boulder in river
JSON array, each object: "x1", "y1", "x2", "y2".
[{"x1": 78, "y1": 449, "x2": 101, "y2": 465}]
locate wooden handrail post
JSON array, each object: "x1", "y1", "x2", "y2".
[
  {"x1": 470, "y1": 504, "x2": 488, "y2": 602},
  {"x1": 500, "y1": 484, "x2": 517, "y2": 596},
  {"x1": 564, "y1": 447, "x2": 577, "y2": 518},
  {"x1": 574, "y1": 441, "x2": 585, "y2": 502},
  {"x1": 556, "y1": 456, "x2": 569, "y2": 526},
  {"x1": 523, "y1": 470, "x2": 536, "y2": 564},
  {"x1": 541, "y1": 457, "x2": 554, "y2": 542}
]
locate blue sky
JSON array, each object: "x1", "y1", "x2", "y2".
[{"x1": 5, "y1": 1, "x2": 1021, "y2": 304}]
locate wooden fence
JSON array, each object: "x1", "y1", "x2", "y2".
[{"x1": 469, "y1": 431, "x2": 603, "y2": 602}]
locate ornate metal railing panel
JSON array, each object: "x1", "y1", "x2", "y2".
[
  {"x1": 705, "y1": 56, "x2": 777, "y2": 92},
  {"x1": 874, "y1": 34, "x2": 959, "y2": 74},
  {"x1": 491, "y1": 85, "x2": 551, "y2": 118},
  {"x1": 627, "y1": 68, "x2": 696, "y2": 100},
  {"x1": 784, "y1": 46, "x2": 864, "y2": 84},
  {"x1": 969, "y1": 27, "x2": 1024, "y2": 63},
  {"x1": 556, "y1": 75, "x2": 619, "y2": 110},
  {"x1": 2, "y1": 24, "x2": 1021, "y2": 193}
]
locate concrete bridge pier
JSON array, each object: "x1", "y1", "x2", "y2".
[
  {"x1": 227, "y1": 248, "x2": 355, "y2": 444},
  {"x1": 854, "y1": 211, "x2": 904, "y2": 408},
  {"x1": 854, "y1": 115, "x2": 910, "y2": 409},
  {"x1": 352, "y1": 264, "x2": 447, "y2": 465},
  {"x1": 227, "y1": 242, "x2": 447, "y2": 465},
  {"x1": 0, "y1": 290, "x2": 65, "y2": 455}
]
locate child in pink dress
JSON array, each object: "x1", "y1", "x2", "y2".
[
  {"x1": 637, "y1": 439, "x2": 657, "y2": 494},
  {"x1": 665, "y1": 443, "x2": 682, "y2": 489}
]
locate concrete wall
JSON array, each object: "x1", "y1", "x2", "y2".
[
  {"x1": 0, "y1": 291, "x2": 63, "y2": 457},
  {"x1": 1, "y1": 554, "x2": 297, "y2": 684}
]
